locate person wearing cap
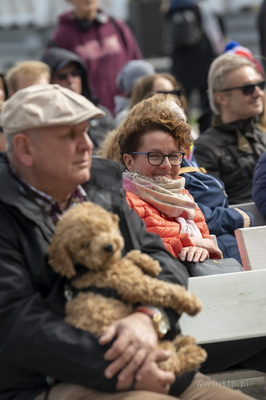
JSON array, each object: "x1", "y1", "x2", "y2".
[
  {"x1": 0, "y1": 82, "x2": 204, "y2": 400},
  {"x1": 0, "y1": 83, "x2": 258, "y2": 400},
  {"x1": 41, "y1": 47, "x2": 115, "y2": 151},
  {"x1": 194, "y1": 53, "x2": 266, "y2": 205},
  {"x1": 114, "y1": 59, "x2": 155, "y2": 127},
  {"x1": 48, "y1": 0, "x2": 142, "y2": 115}
]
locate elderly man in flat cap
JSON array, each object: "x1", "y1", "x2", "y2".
[{"x1": 0, "y1": 84, "x2": 255, "y2": 400}]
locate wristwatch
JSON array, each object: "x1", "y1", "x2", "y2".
[{"x1": 134, "y1": 306, "x2": 170, "y2": 339}]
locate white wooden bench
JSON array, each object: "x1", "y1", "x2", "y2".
[
  {"x1": 235, "y1": 226, "x2": 266, "y2": 271},
  {"x1": 179, "y1": 269, "x2": 266, "y2": 392}
]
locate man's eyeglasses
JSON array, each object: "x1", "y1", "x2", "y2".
[
  {"x1": 53, "y1": 69, "x2": 81, "y2": 81},
  {"x1": 219, "y1": 80, "x2": 265, "y2": 96},
  {"x1": 157, "y1": 88, "x2": 182, "y2": 97},
  {"x1": 130, "y1": 151, "x2": 185, "y2": 166}
]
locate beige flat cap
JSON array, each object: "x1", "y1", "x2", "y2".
[{"x1": 0, "y1": 83, "x2": 105, "y2": 135}]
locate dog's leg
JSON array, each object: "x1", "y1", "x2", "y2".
[
  {"x1": 125, "y1": 250, "x2": 161, "y2": 277},
  {"x1": 158, "y1": 338, "x2": 207, "y2": 376}
]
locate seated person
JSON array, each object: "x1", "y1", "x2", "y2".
[
  {"x1": 129, "y1": 73, "x2": 189, "y2": 128},
  {"x1": 1, "y1": 60, "x2": 51, "y2": 152},
  {"x1": 102, "y1": 73, "x2": 252, "y2": 261},
  {"x1": 97, "y1": 92, "x2": 266, "y2": 378},
  {"x1": 197, "y1": 40, "x2": 265, "y2": 134},
  {"x1": 100, "y1": 93, "x2": 223, "y2": 263},
  {"x1": 194, "y1": 53, "x2": 266, "y2": 204},
  {"x1": 0, "y1": 83, "x2": 256, "y2": 400},
  {"x1": 114, "y1": 59, "x2": 155, "y2": 127},
  {"x1": 41, "y1": 47, "x2": 115, "y2": 152},
  {"x1": 129, "y1": 73, "x2": 187, "y2": 113},
  {"x1": 252, "y1": 151, "x2": 266, "y2": 219},
  {"x1": 0, "y1": 71, "x2": 7, "y2": 151},
  {"x1": 0, "y1": 71, "x2": 7, "y2": 102},
  {"x1": 4, "y1": 60, "x2": 51, "y2": 96}
]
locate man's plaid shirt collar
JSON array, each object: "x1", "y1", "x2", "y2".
[{"x1": 9, "y1": 166, "x2": 87, "y2": 224}]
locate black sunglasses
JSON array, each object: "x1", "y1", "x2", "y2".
[
  {"x1": 157, "y1": 88, "x2": 182, "y2": 97},
  {"x1": 219, "y1": 80, "x2": 265, "y2": 96}
]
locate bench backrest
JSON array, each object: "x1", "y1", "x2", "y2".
[
  {"x1": 235, "y1": 226, "x2": 266, "y2": 271},
  {"x1": 179, "y1": 269, "x2": 266, "y2": 344}
]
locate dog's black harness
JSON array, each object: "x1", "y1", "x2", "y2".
[{"x1": 64, "y1": 264, "x2": 122, "y2": 302}]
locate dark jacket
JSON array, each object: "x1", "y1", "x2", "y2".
[
  {"x1": 253, "y1": 151, "x2": 266, "y2": 218},
  {"x1": 0, "y1": 153, "x2": 193, "y2": 400},
  {"x1": 41, "y1": 47, "x2": 115, "y2": 151},
  {"x1": 49, "y1": 9, "x2": 142, "y2": 114},
  {"x1": 180, "y1": 158, "x2": 254, "y2": 262},
  {"x1": 257, "y1": 0, "x2": 266, "y2": 73},
  {"x1": 194, "y1": 118, "x2": 266, "y2": 204}
]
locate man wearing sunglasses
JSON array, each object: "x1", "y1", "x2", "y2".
[{"x1": 194, "y1": 53, "x2": 266, "y2": 205}]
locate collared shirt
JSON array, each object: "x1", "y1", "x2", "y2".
[{"x1": 9, "y1": 166, "x2": 87, "y2": 225}]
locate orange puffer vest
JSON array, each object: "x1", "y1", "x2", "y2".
[{"x1": 126, "y1": 190, "x2": 211, "y2": 258}]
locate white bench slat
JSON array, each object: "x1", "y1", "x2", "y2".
[
  {"x1": 235, "y1": 226, "x2": 266, "y2": 271},
  {"x1": 179, "y1": 270, "x2": 266, "y2": 344}
]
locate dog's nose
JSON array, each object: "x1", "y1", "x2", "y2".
[{"x1": 104, "y1": 243, "x2": 114, "y2": 253}]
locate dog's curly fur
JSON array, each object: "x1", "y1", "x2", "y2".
[{"x1": 48, "y1": 201, "x2": 207, "y2": 377}]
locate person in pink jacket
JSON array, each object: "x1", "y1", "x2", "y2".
[
  {"x1": 48, "y1": 0, "x2": 142, "y2": 114},
  {"x1": 99, "y1": 92, "x2": 223, "y2": 262}
]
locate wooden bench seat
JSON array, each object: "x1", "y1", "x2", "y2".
[{"x1": 179, "y1": 270, "x2": 266, "y2": 393}]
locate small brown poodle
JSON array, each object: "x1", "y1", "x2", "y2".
[{"x1": 49, "y1": 201, "x2": 207, "y2": 377}]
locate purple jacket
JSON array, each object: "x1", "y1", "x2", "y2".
[{"x1": 50, "y1": 10, "x2": 142, "y2": 114}]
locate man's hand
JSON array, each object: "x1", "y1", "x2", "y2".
[
  {"x1": 99, "y1": 312, "x2": 158, "y2": 382},
  {"x1": 117, "y1": 348, "x2": 175, "y2": 393}
]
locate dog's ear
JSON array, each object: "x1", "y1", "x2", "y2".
[{"x1": 48, "y1": 234, "x2": 76, "y2": 279}]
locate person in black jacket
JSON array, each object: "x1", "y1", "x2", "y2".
[
  {"x1": 257, "y1": 0, "x2": 266, "y2": 74},
  {"x1": 0, "y1": 83, "x2": 256, "y2": 400},
  {"x1": 0, "y1": 71, "x2": 7, "y2": 151},
  {"x1": 194, "y1": 53, "x2": 266, "y2": 205},
  {"x1": 41, "y1": 47, "x2": 115, "y2": 152}
]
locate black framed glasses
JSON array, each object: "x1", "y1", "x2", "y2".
[
  {"x1": 157, "y1": 88, "x2": 182, "y2": 97},
  {"x1": 219, "y1": 80, "x2": 265, "y2": 96},
  {"x1": 130, "y1": 151, "x2": 185, "y2": 166}
]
